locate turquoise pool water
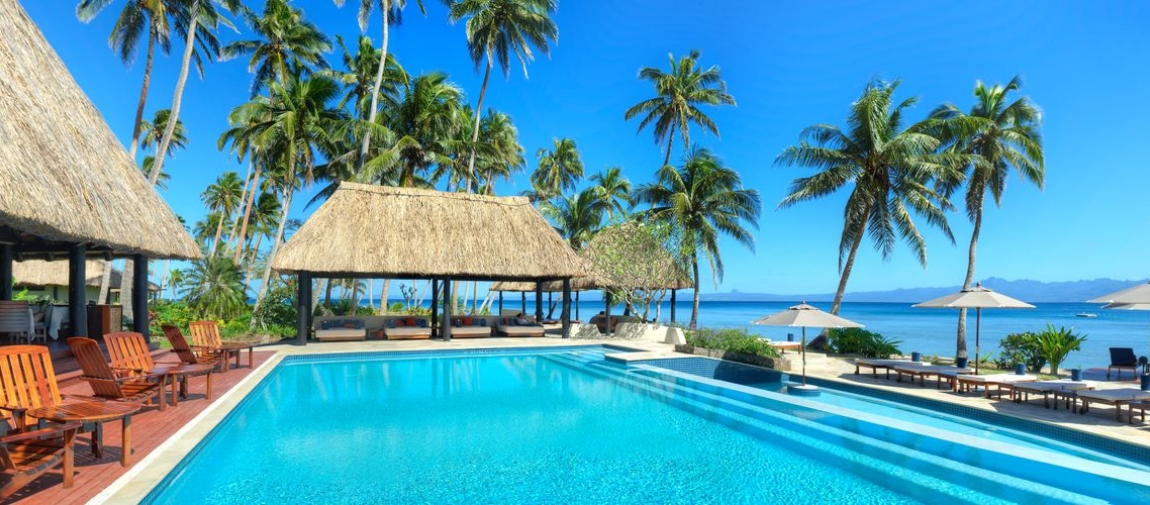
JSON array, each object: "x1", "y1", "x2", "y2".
[{"x1": 146, "y1": 347, "x2": 1150, "y2": 504}]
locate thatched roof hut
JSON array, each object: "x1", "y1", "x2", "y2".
[
  {"x1": 272, "y1": 183, "x2": 586, "y2": 281},
  {"x1": 13, "y1": 259, "x2": 159, "y2": 291},
  {"x1": 0, "y1": 0, "x2": 199, "y2": 260}
]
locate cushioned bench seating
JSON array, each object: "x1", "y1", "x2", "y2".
[
  {"x1": 383, "y1": 317, "x2": 431, "y2": 340},
  {"x1": 314, "y1": 318, "x2": 366, "y2": 341},
  {"x1": 494, "y1": 317, "x2": 545, "y2": 337}
]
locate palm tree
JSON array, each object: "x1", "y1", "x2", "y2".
[
  {"x1": 474, "y1": 109, "x2": 525, "y2": 193},
  {"x1": 366, "y1": 72, "x2": 463, "y2": 187},
  {"x1": 333, "y1": 0, "x2": 427, "y2": 171},
  {"x1": 624, "y1": 50, "x2": 736, "y2": 167},
  {"x1": 223, "y1": 0, "x2": 332, "y2": 95},
  {"x1": 448, "y1": 0, "x2": 558, "y2": 192},
  {"x1": 530, "y1": 137, "x2": 583, "y2": 200},
  {"x1": 139, "y1": 156, "x2": 171, "y2": 190},
  {"x1": 149, "y1": 0, "x2": 241, "y2": 187},
  {"x1": 167, "y1": 267, "x2": 185, "y2": 299},
  {"x1": 139, "y1": 109, "x2": 188, "y2": 152},
  {"x1": 928, "y1": 76, "x2": 1045, "y2": 362},
  {"x1": 540, "y1": 187, "x2": 608, "y2": 250},
  {"x1": 776, "y1": 80, "x2": 959, "y2": 317},
  {"x1": 76, "y1": 0, "x2": 186, "y2": 159},
  {"x1": 201, "y1": 171, "x2": 245, "y2": 256},
  {"x1": 636, "y1": 147, "x2": 761, "y2": 329},
  {"x1": 590, "y1": 166, "x2": 632, "y2": 219},
  {"x1": 325, "y1": 35, "x2": 407, "y2": 119},
  {"x1": 183, "y1": 255, "x2": 247, "y2": 319}
]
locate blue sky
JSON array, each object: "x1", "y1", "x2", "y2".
[{"x1": 23, "y1": 1, "x2": 1150, "y2": 296}]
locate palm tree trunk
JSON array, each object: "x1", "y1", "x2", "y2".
[
  {"x1": 465, "y1": 61, "x2": 493, "y2": 193},
  {"x1": 127, "y1": 27, "x2": 157, "y2": 160},
  {"x1": 97, "y1": 261, "x2": 114, "y2": 305},
  {"x1": 243, "y1": 233, "x2": 263, "y2": 294},
  {"x1": 324, "y1": 278, "x2": 333, "y2": 308},
  {"x1": 380, "y1": 279, "x2": 391, "y2": 314},
  {"x1": 830, "y1": 218, "x2": 869, "y2": 316},
  {"x1": 662, "y1": 133, "x2": 674, "y2": 167},
  {"x1": 690, "y1": 254, "x2": 700, "y2": 329},
  {"x1": 357, "y1": 6, "x2": 390, "y2": 169},
  {"x1": 251, "y1": 185, "x2": 293, "y2": 326},
  {"x1": 160, "y1": 260, "x2": 169, "y2": 299},
  {"x1": 955, "y1": 205, "x2": 984, "y2": 360},
  {"x1": 210, "y1": 212, "x2": 226, "y2": 257},
  {"x1": 149, "y1": 0, "x2": 200, "y2": 186},
  {"x1": 121, "y1": 260, "x2": 135, "y2": 320},
  {"x1": 227, "y1": 161, "x2": 254, "y2": 250},
  {"x1": 233, "y1": 165, "x2": 262, "y2": 263},
  {"x1": 311, "y1": 278, "x2": 325, "y2": 314}
]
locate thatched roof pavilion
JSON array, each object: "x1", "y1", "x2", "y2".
[
  {"x1": 273, "y1": 183, "x2": 587, "y2": 343},
  {"x1": 1, "y1": 0, "x2": 199, "y2": 339},
  {"x1": 13, "y1": 259, "x2": 160, "y2": 292}
]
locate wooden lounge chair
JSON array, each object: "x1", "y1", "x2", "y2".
[
  {"x1": 66, "y1": 337, "x2": 166, "y2": 411},
  {"x1": 162, "y1": 325, "x2": 224, "y2": 371},
  {"x1": 1076, "y1": 388, "x2": 1150, "y2": 421},
  {"x1": 1107, "y1": 347, "x2": 1138, "y2": 380},
  {"x1": 189, "y1": 320, "x2": 255, "y2": 371},
  {"x1": 953, "y1": 374, "x2": 1037, "y2": 398},
  {"x1": 1012, "y1": 380, "x2": 1094, "y2": 408},
  {"x1": 855, "y1": 359, "x2": 930, "y2": 379},
  {"x1": 0, "y1": 420, "x2": 80, "y2": 500},
  {"x1": 105, "y1": 332, "x2": 214, "y2": 404},
  {"x1": 0, "y1": 347, "x2": 131, "y2": 471}
]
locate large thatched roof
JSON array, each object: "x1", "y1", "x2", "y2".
[
  {"x1": 272, "y1": 183, "x2": 587, "y2": 280},
  {"x1": 0, "y1": 0, "x2": 200, "y2": 260},
  {"x1": 12, "y1": 259, "x2": 160, "y2": 291},
  {"x1": 490, "y1": 277, "x2": 603, "y2": 293}
]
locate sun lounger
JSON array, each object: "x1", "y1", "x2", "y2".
[
  {"x1": 855, "y1": 359, "x2": 930, "y2": 379},
  {"x1": 1011, "y1": 380, "x2": 1094, "y2": 408},
  {"x1": 1107, "y1": 347, "x2": 1138, "y2": 380},
  {"x1": 953, "y1": 374, "x2": 1037, "y2": 398},
  {"x1": 893, "y1": 365, "x2": 973, "y2": 388},
  {"x1": 768, "y1": 341, "x2": 802, "y2": 353},
  {"x1": 1076, "y1": 388, "x2": 1150, "y2": 421},
  {"x1": 1127, "y1": 400, "x2": 1150, "y2": 424}
]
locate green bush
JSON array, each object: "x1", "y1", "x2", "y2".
[
  {"x1": 685, "y1": 328, "x2": 781, "y2": 359},
  {"x1": 994, "y1": 332, "x2": 1046, "y2": 372},
  {"x1": 253, "y1": 279, "x2": 298, "y2": 329},
  {"x1": 148, "y1": 300, "x2": 196, "y2": 336},
  {"x1": 827, "y1": 328, "x2": 902, "y2": 358},
  {"x1": 1032, "y1": 324, "x2": 1086, "y2": 375}
]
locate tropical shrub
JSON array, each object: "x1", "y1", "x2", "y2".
[
  {"x1": 827, "y1": 328, "x2": 902, "y2": 358},
  {"x1": 183, "y1": 256, "x2": 247, "y2": 320},
  {"x1": 994, "y1": 332, "x2": 1045, "y2": 372},
  {"x1": 685, "y1": 328, "x2": 781, "y2": 359},
  {"x1": 1032, "y1": 324, "x2": 1086, "y2": 375},
  {"x1": 253, "y1": 278, "x2": 298, "y2": 330},
  {"x1": 148, "y1": 300, "x2": 196, "y2": 336}
]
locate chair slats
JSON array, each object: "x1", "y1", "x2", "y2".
[{"x1": 65, "y1": 338, "x2": 163, "y2": 409}]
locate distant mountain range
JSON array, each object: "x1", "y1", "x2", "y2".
[{"x1": 699, "y1": 277, "x2": 1148, "y2": 303}]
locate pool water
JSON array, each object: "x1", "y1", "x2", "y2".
[{"x1": 146, "y1": 347, "x2": 1150, "y2": 504}]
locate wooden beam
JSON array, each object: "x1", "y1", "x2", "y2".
[
  {"x1": 670, "y1": 289, "x2": 677, "y2": 324},
  {"x1": 0, "y1": 244, "x2": 12, "y2": 300},
  {"x1": 296, "y1": 272, "x2": 312, "y2": 345},
  {"x1": 132, "y1": 255, "x2": 149, "y2": 340},
  {"x1": 561, "y1": 278, "x2": 571, "y2": 339},
  {"x1": 534, "y1": 282, "x2": 543, "y2": 323},
  {"x1": 430, "y1": 279, "x2": 439, "y2": 339},
  {"x1": 442, "y1": 278, "x2": 453, "y2": 342},
  {"x1": 68, "y1": 244, "x2": 87, "y2": 337}
]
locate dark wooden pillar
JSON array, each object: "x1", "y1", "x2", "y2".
[
  {"x1": 132, "y1": 254, "x2": 149, "y2": 340},
  {"x1": 431, "y1": 279, "x2": 440, "y2": 339},
  {"x1": 68, "y1": 244, "x2": 87, "y2": 337},
  {"x1": 520, "y1": 292, "x2": 526, "y2": 313},
  {"x1": 670, "y1": 289, "x2": 677, "y2": 324},
  {"x1": 561, "y1": 278, "x2": 571, "y2": 339},
  {"x1": 547, "y1": 291, "x2": 553, "y2": 319},
  {"x1": 604, "y1": 290, "x2": 612, "y2": 337},
  {"x1": 0, "y1": 244, "x2": 12, "y2": 300},
  {"x1": 296, "y1": 271, "x2": 312, "y2": 345},
  {"x1": 576, "y1": 291, "x2": 580, "y2": 321},
  {"x1": 442, "y1": 278, "x2": 452, "y2": 341},
  {"x1": 534, "y1": 282, "x2": 543, "y2": 323},
  {"x1": 498, "y1": 291, "x2": 503, "y2": 314}
]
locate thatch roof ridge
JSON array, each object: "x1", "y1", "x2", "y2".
[
  {"x1": 0, "y1": 0, "x2": 200, "y2": 260},
  {"x1": 271, "y1": 182, "x2": 586, "y2": 279}
]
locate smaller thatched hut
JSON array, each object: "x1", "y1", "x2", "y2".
[
  {"x1": 272, "y1": 183, "x2": 587, "y2": 343},
  {"x1": 13, "y1": 259, "x2": 160, "y2": 301}
]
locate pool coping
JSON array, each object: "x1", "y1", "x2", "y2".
[{"x1": 94, "y1": 340, "x2": 649, "y2": 503}]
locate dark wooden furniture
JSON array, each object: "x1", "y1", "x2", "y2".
[
  {"x1": 86, "y1": 304, "x2": 123, "y2": 340},
  {"x1": 0, "y1": 421, "x2": 80, "y2": 499},
  {"x1": 1107, "y1": 347, "x2": 1138, "y2": 380},
  {"x1": 189, "y1": 320, "x2": 255, "y2": 371},
  {"x1": 0, "y1": 300, "x2": 33, "y2": 344},
  {"x1": 162, "y1": 325, "x2": 223, "y2": 371},
  {"x1": 105, "y1": 332, "x2": 214, "y2": 405},
  {"x1": 66, "y1": 337, "x2": 166, "y2": 412},
  {"x1": 26, "y1": 402, "x2": 138, "y2": 467}
]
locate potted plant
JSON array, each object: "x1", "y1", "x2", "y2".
[
  {"x1": 1140, "y1": 356, "x2": 1150, "y2": 391},
  {"x1": 1069, "y1": 365, "x2": 1083, "y2": 381},
  {"x1": 1032, "y1": 324, "x2": 1086, "y2": 378}
]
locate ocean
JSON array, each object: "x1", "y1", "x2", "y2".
[{"x1": 370, "y1": 298, "x2": 1149, "y2": 368}]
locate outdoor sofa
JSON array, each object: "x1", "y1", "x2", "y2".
[
  {"x1": 495, "y1": 316, "x2": 545, "y2": 337},
  {"x1": 445, "y1": 316, "x2": 494, "y2": 338},
  {"x1": 313, "y1": 317, "x2": 367, "y2": 341}
]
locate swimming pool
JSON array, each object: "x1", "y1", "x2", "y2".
[{"x1": 144, "y1": 346, "x2": 1150, "y2": 503}]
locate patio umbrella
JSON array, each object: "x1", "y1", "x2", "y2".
[
  {"x1": 752, "y1": 303, "x2": 863, "y2": 387},
  {"x1": 1096, "y1": 301, "x2": 1150, "y2": 371},
  {"x1": 913, "y1": 284, "x2": 1035, "y2": 374},
  {"x1": 1088, "y1": 282, "x2": 1150, "y2": 305}
]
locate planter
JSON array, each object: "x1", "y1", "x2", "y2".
[
  {"x1": 1070, "y1": 368, "x2": 1083, "y2": 381},
  {"x1": 955, "y1": 357, "x2": 969, "y2": 369},
  {"x1": 1014, "y1": 363, "x2": 1026, "y2": 375},
  {"x1": 1141, "y1": 374, "x2": 1150, "y2": 392},
  {"x1": 674, "y1": 345, "x2": 778, "y2": 370},
  {"x1": 911, "y1": 352, "x2": 922, "y2": 362}
]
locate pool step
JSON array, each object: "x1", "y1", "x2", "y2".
[{"x1": 544, "y1": 351, "x2": 1104, "y2": 504}]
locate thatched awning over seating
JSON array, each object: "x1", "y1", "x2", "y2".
[
  {"x1": 272, "y1": 183, "x2": 586, "y2": 281},
  {"x1": 490, "y1": 277, "x2": 602, "y2": 293},
  {"x1": 0, "y1": 0, "x2": 199, "y2": 260},
  {"x1": 13, "y1": 259, "x2": 160, "y2": 291}
]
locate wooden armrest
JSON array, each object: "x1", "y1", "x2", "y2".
[
  {"x1": 0, "y1": 404, "x2": 28, "y2": 415},
  {"x1": 1, "y1": 422, "x2": 82, "y2": 443}
]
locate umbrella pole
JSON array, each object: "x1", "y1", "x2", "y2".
[
  {"x1": 801, "y1": 327, "x2": 807, "y2": 386},
  {"x1": 975, "y1": 308, "x2": 981, "y2": 375}
]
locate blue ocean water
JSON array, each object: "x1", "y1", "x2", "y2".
[{"x1": 375, "y1": 298, "x2": 1149, "y2": 369}]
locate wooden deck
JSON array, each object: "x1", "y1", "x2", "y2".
[{"x1": 4, "y1": 350, "x2": 276, "y2": 504}]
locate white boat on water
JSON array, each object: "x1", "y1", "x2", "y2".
[{"x1": 1076, "y1": 313, "x2": 1097, "y2": 318}]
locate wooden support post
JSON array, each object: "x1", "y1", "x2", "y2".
[
  {"x1": 0, "y1": 244, "x2": 12, "y2": 300},
  {"x1": 431, "y1": 279, "x2": 440, "y2": 339},
  {"x1": 442, "y1": 278, "x2": 453, "y2": 341},
  {"x1": 576, "y1": 291, "x2": 580, "y2": 321},
  {"x1": 561, "y1": 278, "x2": 571, "y2": 339},
  {"x1": 132, "y1": 255, "x2": 149, "y2": 341},
  {"x1": 604, "y1": 290, "x2": 612, "y2": 337},
  {"x1": 296, "y1": 272, "x2": 311, "y2": 345},
  {"x1": 498, "y1": 291, "x2": 503, "y2": 314},
  {"x1": 520, "y1": 292, "x2": 526, "y2": 313},
  {"x1": 68, "y1": 244, "x2": 87, "y2": 337},
  {"x1": 534, "y1": 282, "x2": 543, "y2": 323},
  {"x1": 670, "y1": 289, "x2": 677, "y2": 324}
]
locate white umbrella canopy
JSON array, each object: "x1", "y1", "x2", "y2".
[
  {"x1": 752, "y1": 303, "x2": 863, "y2": 386},
  {"x1": 1089, "y1": 282, "x2": 1150, "y2": 304},
  {"x1": 914, "y1": 285, "x2": 1035, "y2": 374}
]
